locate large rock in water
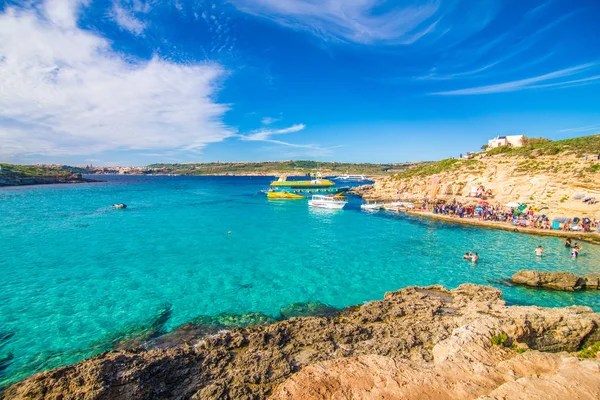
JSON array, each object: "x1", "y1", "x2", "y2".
[
  {"x1": 511, "y1": 270, "x2": 585, "y2": 291},
  {"x1": 4, "y1": 284, "x2": 600, "y2": 399}
]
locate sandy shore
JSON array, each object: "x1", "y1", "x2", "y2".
[{"x1": 407, "y1": 209, "x2": 600, "y2": 244}]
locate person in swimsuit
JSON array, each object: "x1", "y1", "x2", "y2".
[
  {"x1": 571, "y1": 243, "x2": 581, "y2": 259},
  {"x1": 535, "y1": 245, "x2": 543, "y2": 257},
  {"x1": 565, "y1": 238, "x2": 572, "y2": 248},
  {"x1": 471, "y1": 253, "x2": 479, "y2": 264},
  {"x1": 463, "y1": 252, "x2": 472, "y2": 260}
]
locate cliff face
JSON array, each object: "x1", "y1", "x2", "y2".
[
  {"x1": 4, "y1": 284, "x2": 600, "y2": 400},
  {"x1": 355, "y1": 153, "x2": 600, "y2": 219}
]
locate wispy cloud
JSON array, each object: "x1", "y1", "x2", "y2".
[
  {"x1": 112, "y1": 2, "x2": 146, "y2": 35},
  {"x1": 431, "y1": 63, "x2": 600, "y2": 95},
  {"x1": 261, "y1": 116, "x2": 280, "y2": 125},
  {"x1": 231, "y1": 0, "x2": 445, "y2": 45},
  {"x1": 0, "y1": 1, "x2": 234, "y2": 159},
  {"x1": 241, "y1": 124, "x2": 306, "y2": 142},
  {"x1": 558, "y1": 124, "x2": 600, "y2": 133}
]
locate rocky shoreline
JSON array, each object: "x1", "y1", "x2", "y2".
[
  {"x1": 3, "y1": 284, "x2": 600, "y2": 399},
  {"x1": 0, "y1": 173, "x2": 101, "y2": 187}
]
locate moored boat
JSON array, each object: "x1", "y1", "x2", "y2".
[
  {"x1": 360, "y1": 202, "x2": 382, "y2": 211},
  {"x1": 267, "y1": 191, "x2": 305, "y2": 199},
  {"x1": 270, "y1": 176, "x2": 335, "y2": 189},
  {"x1": 334, "y1": 174, "x2": 368, "y2": 182},
  {"x1": 308, "y1": 194, "x2": 347, "y2": 209}
]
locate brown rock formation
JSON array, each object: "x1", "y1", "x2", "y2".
[
  {"x1": 512, "y1": 270, "x2": 600, "y2": 291},
  {"x1": 3, "y1": 285, "x2": 600, "y2": 400}
]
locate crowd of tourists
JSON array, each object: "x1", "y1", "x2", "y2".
[{"x1": 426, "y1": 199, "x2": 599, "y2": 232}]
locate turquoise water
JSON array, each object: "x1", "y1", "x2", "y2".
[{"x1": 1, "y1": 175, "x2": 599, "y2": 386}]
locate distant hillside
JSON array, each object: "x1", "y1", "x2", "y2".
[
  {"x1": 0, "y1": 163, "x2": 93, "y2": 186},
  {"x1": 145, "y1": 161, "x2": 416, "y2": 176},
  {"x1": 0, "y1": 163, "x2": 74, "y2": 177}
]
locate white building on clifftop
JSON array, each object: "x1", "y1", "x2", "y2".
[{"x1": 487, "y1": 135, "x2": 524, "y2": 149}]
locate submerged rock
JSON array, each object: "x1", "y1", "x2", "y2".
[
  {"x1": 86, "y1": 303, "x2": 173, "y2": 353},
  {"x1": 4, "y1": 284, "x2": 600, "y2": 399},
  {"x1": 0, "y1": 353, "x2": 13, "y2": 373},
  {"x1": 511, "y1": 270, "x2": 600, "y2": 291},
  {"x1": 279, "y1": 301, "x2": 339, "y2": 319},
  {"x1": 149, "y1": 312, "x2": 278, "y2": 350}
]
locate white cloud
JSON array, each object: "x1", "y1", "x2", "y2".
[
  {"x1": 230, "y1": 0, "x2": 442, "y2": 45},
  {"x1": 261, "y1": 116, "x2": 280, "y2": 125},
  {"x1": 431, "y1": 64, "x2": 600, "y2": 95},
  {"x1": 112, "y1": 2, "x2": 146, "y2": 35},
  {"x1": 242, "y1": 123, "x2": 305, "y2": 142},
  {"x1": 0, "y1": 1, "x2": 234, "y2": 159}
]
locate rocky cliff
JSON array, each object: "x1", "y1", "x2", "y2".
[
  {"x1": 3, "y1": 284, "x2": 600, "y2": 399},
  {"x1": 353, "y1": 137, "x2": 600, "y2": 220}
]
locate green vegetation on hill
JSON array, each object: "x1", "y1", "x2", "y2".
[
  {"x1": 145, "y1": 161, "x2": 413, "y2": 176},
  {"x1": 0, "y1": 163, "x2": 73, "y2": 177},
  {"x1": 395, "y1": 134, "x2": 600, "y2": 180},
  {"x1": 485, "y1": 134, "x2": 600, "y2": 157},
  {"x1": 393, "y1": 158, "x2": 481, "y2": 180}
]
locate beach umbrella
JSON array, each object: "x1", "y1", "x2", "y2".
[{"x1": 505, "y1": 202, "x2": 519, "y2": 208}]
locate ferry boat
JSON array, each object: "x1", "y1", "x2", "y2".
[
  {"x1": 265, "y1": 175, "x2": 349, "y2": 199},
  {"x1": 308, "y1": 194, "x2": 347, "y2": 209},
  {"x1": 334, "y1": 174, "x2": 368, "y2": 182},
  {"x1": 266, "y1": 191, "x2": 304, "y2": 200},
  {"x1": 270, "y1": 176, "x2": 335, "y2": 189}
]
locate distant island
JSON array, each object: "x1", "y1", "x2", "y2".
[
  {"x1": 0, "y1": 164, "x2": 99, "y2": 187},
  {"x1": 1, "y1": 161, "x2": 420, "y2": 181}
]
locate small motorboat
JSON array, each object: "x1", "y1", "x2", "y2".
[
  {"x1": 360, "y1": 202, "x2": 382, "y2": 212},
  {"x1": 308, "y1": 194, "x2": 347, "y2": 209}
]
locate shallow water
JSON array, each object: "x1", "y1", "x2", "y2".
[{"x1": 1, "y1": 175, "x2": 599, "y2": 386}]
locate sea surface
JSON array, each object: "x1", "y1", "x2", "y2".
[{"x1": 1, "y1": 175, "x2": 599, "y2": 386}]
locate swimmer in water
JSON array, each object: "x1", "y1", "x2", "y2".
[
  {"x1": 471, "y1": 252, "x2": 479, "y2": 264},
  {"x1": 565, "y1": 238, "x2": 572, "y2": 248},
  {"x1": 535, "y1": 245, "x2": 543, "y2": 257},
  {"x1": 572, "y1": 243, "x2": 580, "y2": 258},
  {"x1": 463, "y1": 252, "x2": 472, "y2": 260}
]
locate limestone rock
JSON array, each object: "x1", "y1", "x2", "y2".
[
  {"x1": 511, "y1": 270, "x2": 584, "y2": 291},
  {"x1": 4, "y1": 284, "x2": 600, "y2": 400}
]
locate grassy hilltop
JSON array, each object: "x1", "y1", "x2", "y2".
[
  {"x1": 394, "y1": 134, "x2": 600, "y2": 180},
  {"x1": 0, "y1": 163, "x2": 75, "y2": 177}
]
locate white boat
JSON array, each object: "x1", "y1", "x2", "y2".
[
  {"x1": 308, "y1": 194, "x2": 347, "y2": 209},
  {"x1": 383, "y1": 201, "x2": 414, "y2": 212},
  {"x1": 335, "y1": 174, "x2": 368, "y2": 182},
  {"x1": 360, "y1": 202, "x2": 382, "y2": 211}
]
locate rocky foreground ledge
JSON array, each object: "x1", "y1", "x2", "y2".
[{"x1": 4, "y1": 284, "x2": 600, "y2": 399}]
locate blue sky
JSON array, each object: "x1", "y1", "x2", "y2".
[{"x1": 1, "y1": 0, "x2": 599, "y2": 165}]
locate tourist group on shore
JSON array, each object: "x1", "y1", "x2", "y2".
[{"x1": 429, "y1": 200, "x2": 599, "y2": 233}]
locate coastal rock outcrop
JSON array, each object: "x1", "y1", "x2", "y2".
[
  {"x1": 512, "y1": 270, "x2": 600, "y2": 291},
  {"x1": 3, "y1": 284, "x2": 600, "y2": 399}
]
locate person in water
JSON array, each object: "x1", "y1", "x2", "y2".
[
  {"x1": 463, "y1": 252, "x2": 472, "y2": 260},
  {"x1": 471, "y1": 252, "x2": 479, "y2": 264},
  {"x1": 565, "y1": 238, "x2": 572, "y2": 248},
  {"x1": 535, "y1": 245, "x2": 543, "y2": 257},
  {"x1": 572, "y1": 243, "x2": 581, "y2": 258}
]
